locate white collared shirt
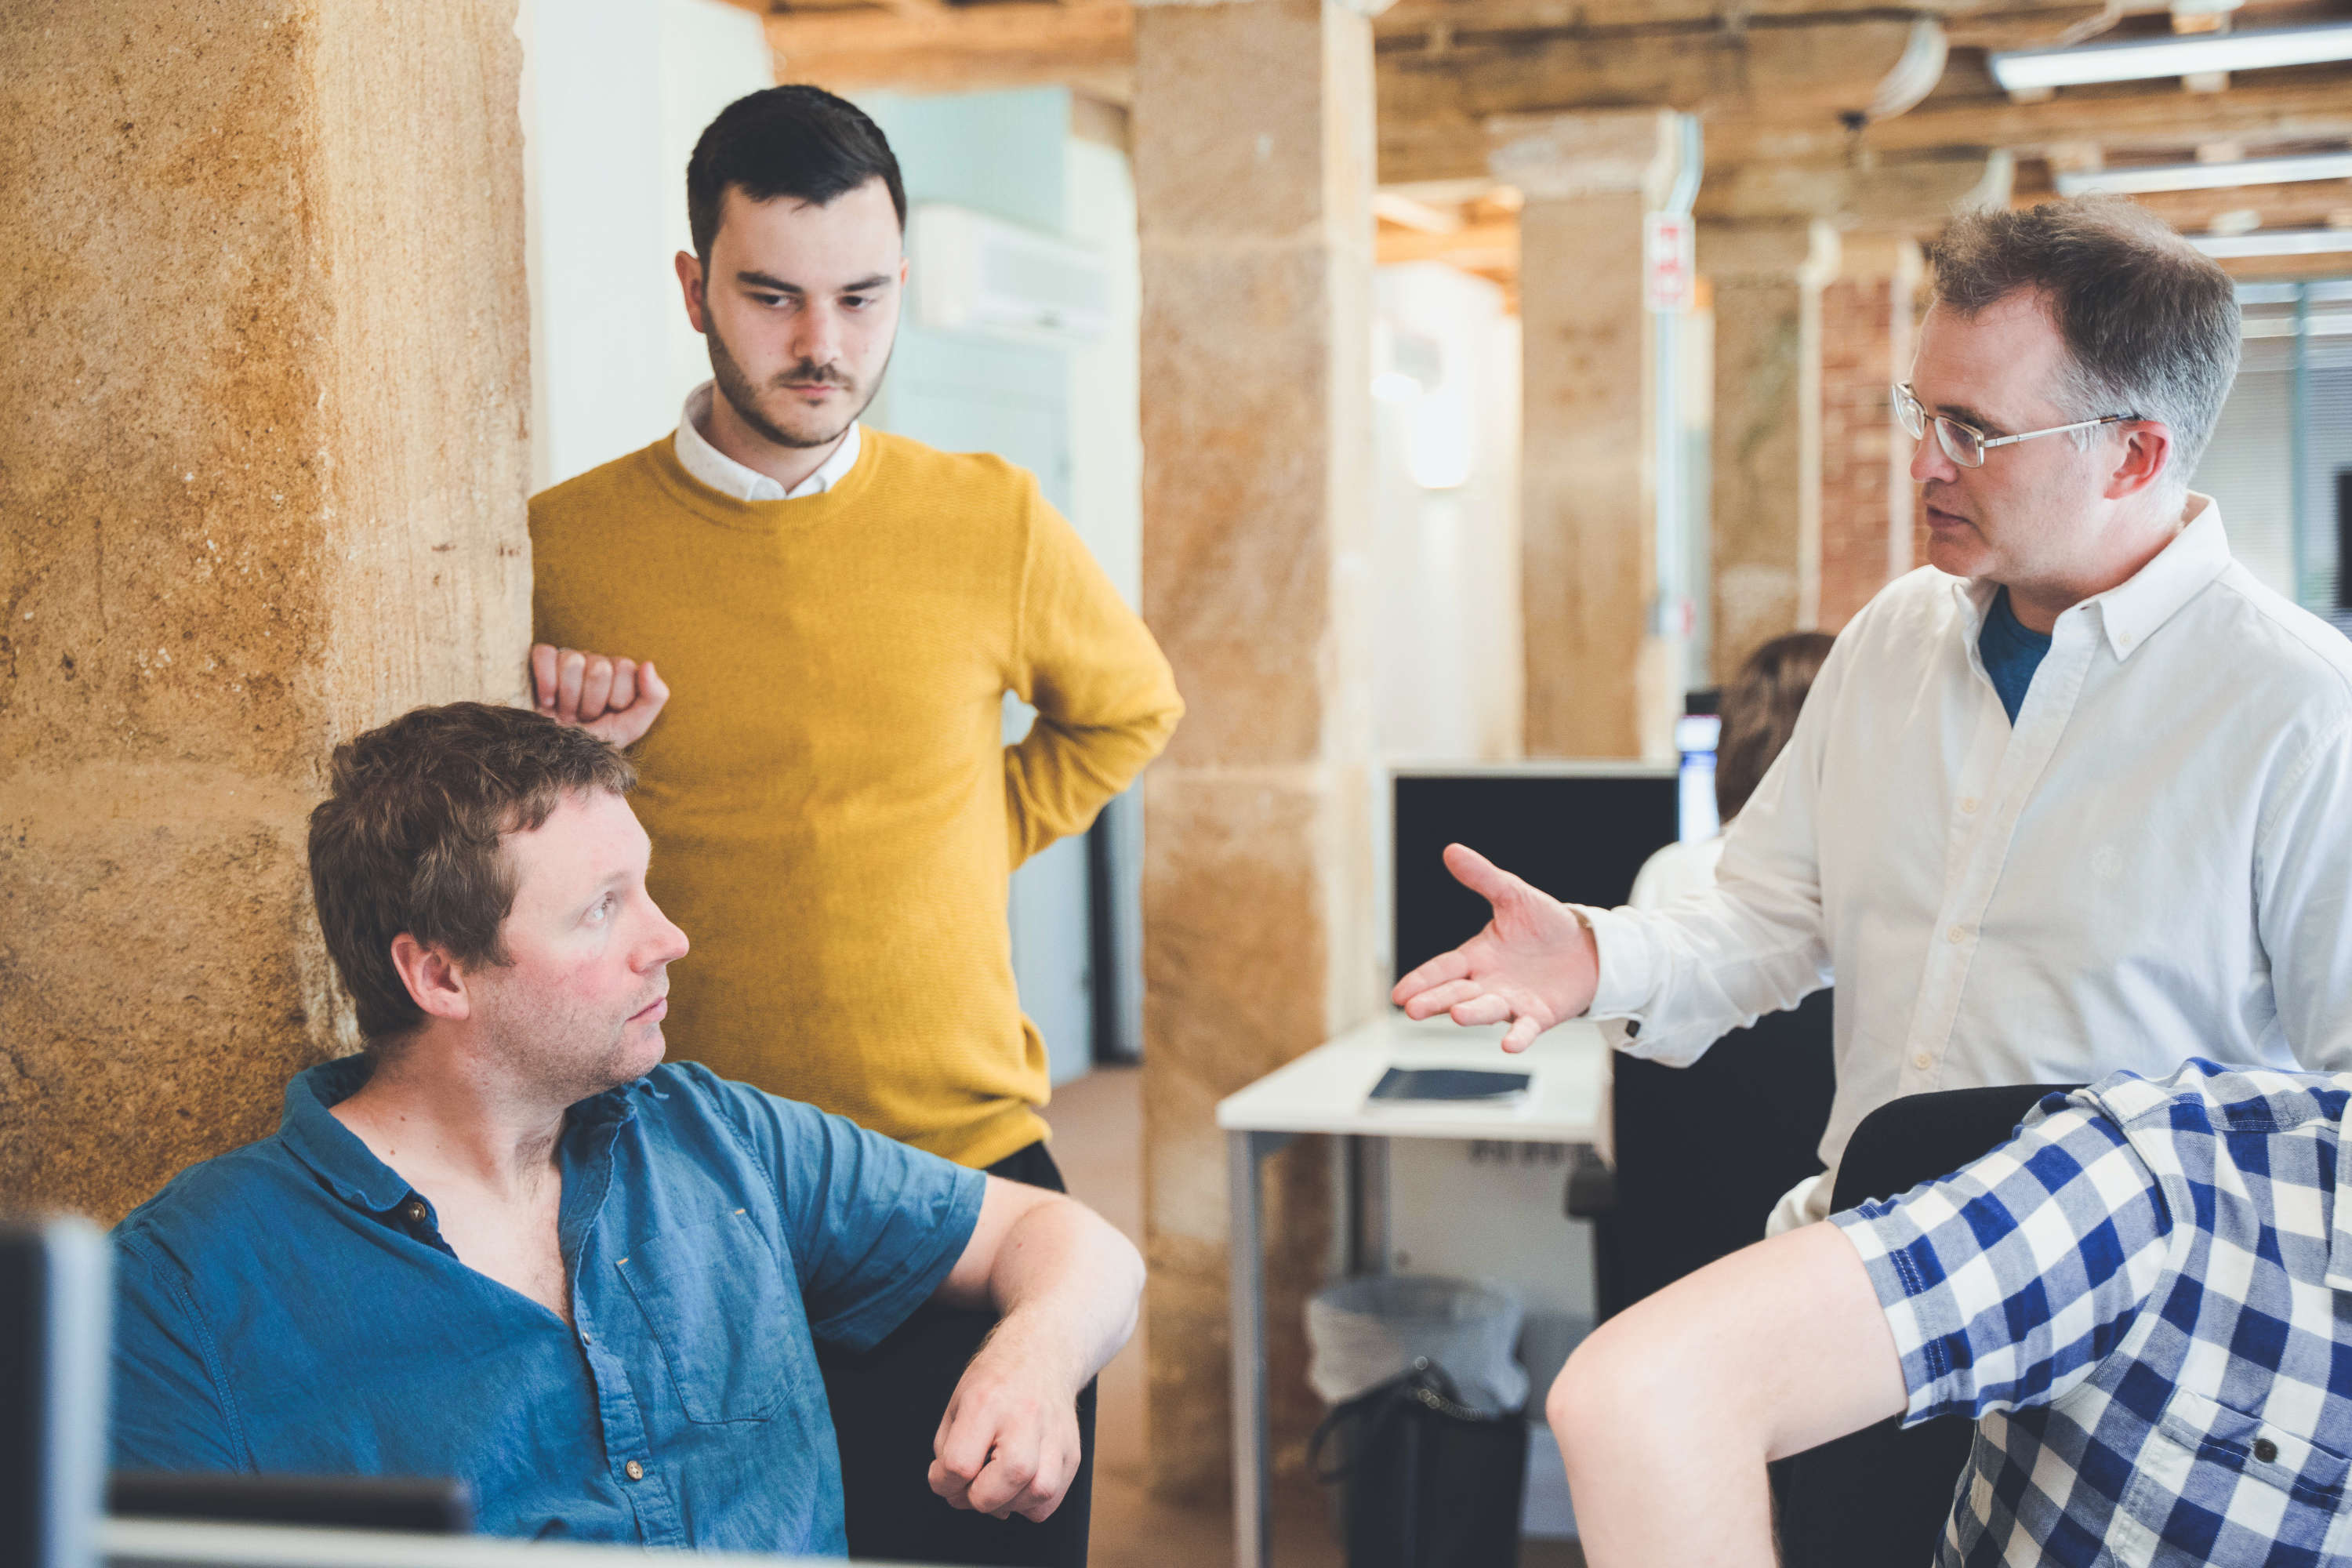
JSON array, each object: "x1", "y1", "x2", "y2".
[
  {"x1": 673, "y1": 380, "x2": 862, "y2": 501},
  {"x1": 1584, "y1": 496, "x2": 2352, "y2": 1225}
]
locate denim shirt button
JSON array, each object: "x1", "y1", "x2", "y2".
[
  {"x1": 625, "y1": 1460, "x2": 645, "y2": 1482},
  {"x1": 401, "y1": 1200, "x2": 428, "y2": 1225}
]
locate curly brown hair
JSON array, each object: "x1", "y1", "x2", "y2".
[{"x1": 307, "y1": 703, "x2": 637, "y2": 1049}]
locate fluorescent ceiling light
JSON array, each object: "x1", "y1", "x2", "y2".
[
  {"x1": 1990, "y1": 20, "x2": 2352, "y2": 91},
  {"x1": 2057, "y1": 150, "x2": 2352, "y2": 196},
  {"x1": 2187, "y1": 227, "x2": 2352, "y2": 258}
]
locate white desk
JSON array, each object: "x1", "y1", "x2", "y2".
[{"x1": 1214, "y1": 1014, "x2": 1607, "y2": 1568}]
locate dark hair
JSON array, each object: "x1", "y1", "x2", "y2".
[
  {"x1": 1715, "y1": 632, "x2": 1836, "y2": 822},
  {"x1": 686, "y1": 85, "x2": 906, "y2": 258},
  {"x1": 307, "y1": 703, "x2": 637, "y2": 1049},
  {"x1": 1927, "y1": 198, "x2": 2240, "y2": 488}
]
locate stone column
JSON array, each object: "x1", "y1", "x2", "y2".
[
  {"x1": 1817, "y1": 234, "x2": 1924, "y2": 630},
  {"x1": 0, "y1": 2, "x2": 532, "y2": 1219},
  {"x1": 1132, "y1": 0, "x2": 1381, "y2": 1502},
  {"x1": 1702, "y1": 219, "x2": 1839, "y2": 680},
  {"x1": 1494, "y1": 111, "x2": 1682, "y2": 759}
]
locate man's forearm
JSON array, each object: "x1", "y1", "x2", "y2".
[
  {"x1": 1003, "y1": 702, "x2": 1180, "y2": 868},
  {"x1": 979, "y1": 1196, "x2": 1143, "y2": 1396}
]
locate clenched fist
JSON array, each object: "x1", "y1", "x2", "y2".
[{"x1": 528, "y1": 644, "x2": 670, "y2": 749}]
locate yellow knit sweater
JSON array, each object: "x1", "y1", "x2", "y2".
[{"x1": 529, "y1": 430, "x2": 1182, "y2": 1167}]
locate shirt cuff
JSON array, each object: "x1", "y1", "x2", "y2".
[
  {"x1": 1830, "y1": 1207, "x2": 1964, "y2": 1427},
  {"x1": 1577, "y1": 903, "x2": 1655, "y2": 1022}
]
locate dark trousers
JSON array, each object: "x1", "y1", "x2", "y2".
[{"x1": 818, "y1": 1140, "x2": 1097, "y2": 1568}]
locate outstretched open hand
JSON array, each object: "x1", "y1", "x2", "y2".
[
  {"x1": 528, "y1": 644, "x2": 670, "y2": 749},
  {"x1": 1389, "y1": 843, "x2": 1601, "y2": 1053}
]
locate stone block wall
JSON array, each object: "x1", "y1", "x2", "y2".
[
  {"x1": 1134, "y1": 0, "x2": 1381, "y2": 1502},
  {"x1": 0, "y1": 0, "x2": 532, "y2": 1221},
  {"x1": 1818, "y1": 271, "x2": 1918, "y2": 629}
]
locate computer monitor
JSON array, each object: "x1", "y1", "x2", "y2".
[
  {"x1": 107, "y1": 1473, "x2": 474, "y2": 1534},
  {"x1": 1390, "y1": 763, "x2": 1682, "y2": 988},
  {"x1": 3, "y1": 1217, "x2": 111, "y2": 1568}
]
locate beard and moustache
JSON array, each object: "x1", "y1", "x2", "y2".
[
  {"x1": 706, "y1": 314, "x2": 890, "y2": 452},
  {"x1": 467, "y1": 973, "x2": 670, "y2": 1109}
]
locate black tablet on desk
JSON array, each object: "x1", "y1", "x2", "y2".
[{"x1": 1367, "y1": 1067, "x2": 1531, "y2": 1104}]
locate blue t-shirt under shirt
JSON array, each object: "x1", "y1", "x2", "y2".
[{"x1": 1979, "y1": 587, "x2": 2051, "y2": 724}]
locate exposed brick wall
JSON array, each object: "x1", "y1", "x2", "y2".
[{"x1": 1818, "y1": 271, "x2": 1918, "y2": 630}]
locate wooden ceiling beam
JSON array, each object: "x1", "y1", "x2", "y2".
[
  {"x1": 1378, "y1": 16, "x2": 1935, "y2": 130},
  {"x1": 1386, "y1": 65, "x2": 2352, "y2": 183},
  {"x1": 1376, "y1": 0, "x2": 2143, "y2": 31},
  {"x1": 1695, "y1": 148, "x2": 2013, "y2": 223},
  {"x1": 2038, "y1": 176, "x2": 2352, "y2": 229},
  {"x1": 754, "y1": 2, "x2": 1134, "y2": 97},
  {"x1": 2213, "y1": 244, "x2": 2352, "y2": 277},
  {"x1": 1377, "y1": 212, "x2": 1519, "y2": 267},
  {"x1": 1716, "y1": 65, "x2": 2352, "y2": 162}
]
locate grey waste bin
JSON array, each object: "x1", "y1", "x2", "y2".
[
  {"x1": 1306, "y1": 1276, "x2": 1532, "y2": 1568},
  {"x1": 1307, "y1": 1274, "x2": 1529, "y2": 1414}
]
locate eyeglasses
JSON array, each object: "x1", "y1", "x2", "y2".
[{"x1": 1892, "y1": 382, "x2": 2135, "y2": 468}]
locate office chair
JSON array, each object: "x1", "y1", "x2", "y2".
[
  {"x1": 1772, "y1": 1081, "x2": 2083, "y2": 1568},
  {"x1": 1570, "y1": 990, "x2": 1838, "y2": 1319}
]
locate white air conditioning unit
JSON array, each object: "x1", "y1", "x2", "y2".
[{"x1": 908, "y1": 202, "x2": 1112, "y2": 347}]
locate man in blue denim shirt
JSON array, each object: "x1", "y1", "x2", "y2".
[{"x1": 108, "y1": 702, "x2": 1145, "y2": 1556}]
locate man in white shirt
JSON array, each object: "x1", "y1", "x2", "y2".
[{"x1": 1395, "y1": 197, "x2": 2352, "y2": 1231}]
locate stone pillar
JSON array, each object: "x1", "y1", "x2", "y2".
[
  {"x1": 0, "y1": 2, "x2": 532, "y2": 1220},
  {"x1": 1703, "y1": 219, "x2": 1839, "y2": 680},
  {"x1": 1133, "y1": 0, "x2": 1380, "y2": 1502},
  {"x1": 1817, "y1": 234, "x2": 1924, "y2": 630},
  {"x1": 1495, "y1": 111, "x2": 1682, "y2": 759}
]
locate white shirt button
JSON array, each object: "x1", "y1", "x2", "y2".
[
  {"x1": 1947, "y1": 925, "x2": 1967, "y2": 944},
  {"x1": 1914, "y1": 1052, "x2": 1933, "y2": 1071},
  {"x1": 1959, "y1": 797, "x2": 1979, "y2": 814},
  {"x1": 625, "y1": 1460, "x2": 645, "y2": 1482}
]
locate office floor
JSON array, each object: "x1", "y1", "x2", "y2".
[{"x1": 1047, "y1": 1065, "x2": 1585, "y2": 1568}]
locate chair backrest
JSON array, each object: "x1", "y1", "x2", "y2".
[
  {"x1": 1776, "y1": 1082, "x2": 2082, "y2": 1568},
  {"x1": 1599, "y1": 989, "x2": 1837, "y2": 1316},
  {"x1": 1831, "y1": 1083, "x2": 2082, "y2": 1211}
]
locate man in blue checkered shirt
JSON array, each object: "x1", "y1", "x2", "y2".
[{"x1": 1548, "y1": 1060, "x2": 2352, "y2": 1565}]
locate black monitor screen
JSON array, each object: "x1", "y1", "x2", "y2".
[{"x1": 1392, "y1": 770, "x2": 1680, "y2": 987}]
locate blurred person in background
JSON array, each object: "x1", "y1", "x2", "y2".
[{"x1": 1592, "y1": 632, "x2": 1838, "y2": 1313}]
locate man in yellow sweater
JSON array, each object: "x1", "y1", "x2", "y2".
[{"x1": 527, "y1": 86, "x2": 1180, "y2": 1568}]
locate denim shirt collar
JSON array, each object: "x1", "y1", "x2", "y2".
[{"x1": 276, "y1": 1055, "x2": 645, "y2": 1218}]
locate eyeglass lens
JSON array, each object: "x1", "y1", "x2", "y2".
[{"x1": 1892, "y1": 385, "x2": 1984, "y2": 467}]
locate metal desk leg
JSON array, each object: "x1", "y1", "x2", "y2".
[
  {"x1": 1229, "y1": 1128, "x2": 1291, "y2": 1568},
  {"x1": 1352, "y1": 1134, "x2": 1392, "y2": 1276}
]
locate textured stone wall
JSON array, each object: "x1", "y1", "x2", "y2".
[
  {"x1": 1704, "y1": 219, "x2": 1836, "y2": 679},
  {"x1": 1504, "y1": 111, "x2": 1680, "y2": 759},
  {"x1": 1133, "y1": 0, "x2": 1380, "y2": 1501},
  {"x1": 1521, "y1": 194, "x2": 1652, "y2": 757},
  {"x1": 1817, "y1": 239, "x2": 1922, "y2": 630},
  {"x1": 0, "y1": 0, "x2": 532, "y2": 1221}
]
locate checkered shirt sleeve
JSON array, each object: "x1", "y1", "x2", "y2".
[{"x1": 1832, "y1": 1099, "x2": 2176, "y2": 1425}]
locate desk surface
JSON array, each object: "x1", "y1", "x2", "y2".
[{"x1": 1214, "y1": 1013, "x2": 1606, "y2": 1143}]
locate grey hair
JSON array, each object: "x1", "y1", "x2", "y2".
[{"x1": 1928, "y1": 198, "x2": 2240, "y2": 492}]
